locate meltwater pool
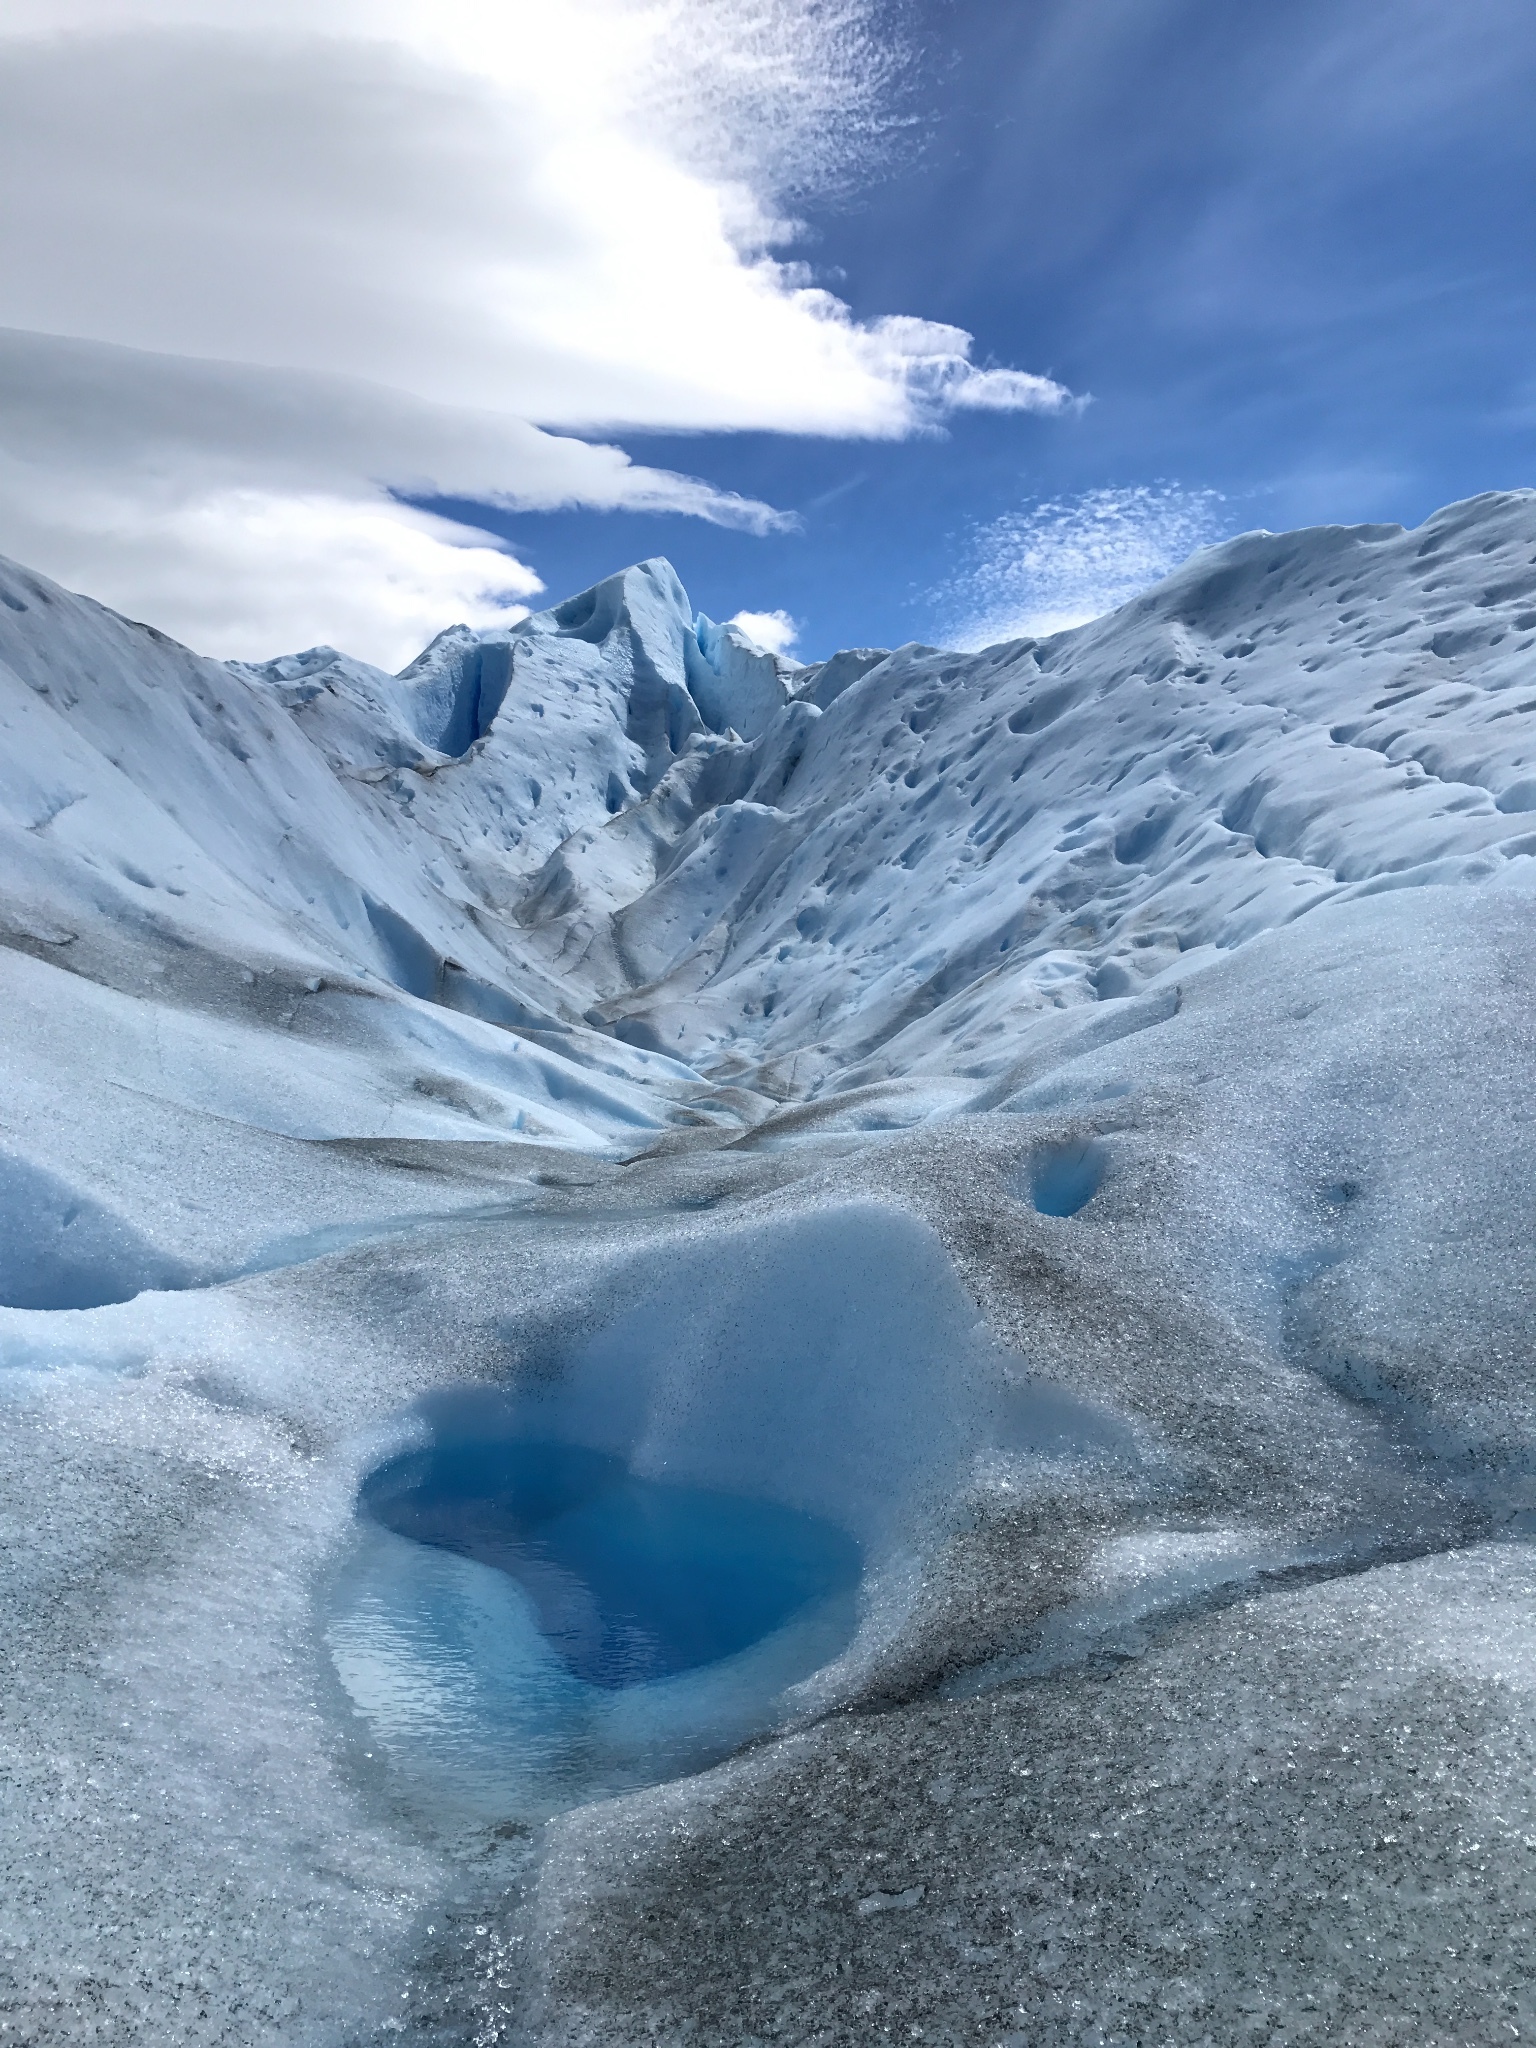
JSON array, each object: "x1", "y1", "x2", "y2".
[{"x1": 328, "y1": 1392, "x2": 863, "y2": 1823}]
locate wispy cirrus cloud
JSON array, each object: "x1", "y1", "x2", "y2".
[
  {"x1": 940, "y1": 483, "x2": 1231, "y2": 649},
  {"x1": 0, "y1": 0, "x2": 1074, "y2": 661}
]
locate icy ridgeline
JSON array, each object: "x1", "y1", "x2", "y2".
[
  {"x1": 0, "y1": 556, "x2": 818, "y2": 1296},
  {"x1": 6, "y1": 495, "x2": 1536, "y2": 2042}
]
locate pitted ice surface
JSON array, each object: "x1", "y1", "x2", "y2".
[{"x1": 5, "y1": 498, "x2": 1536, "y2": 2041}]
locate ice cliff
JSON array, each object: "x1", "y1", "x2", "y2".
[{"x1": 6, "y1": 494, "x2": 1536, "y2": 2043}]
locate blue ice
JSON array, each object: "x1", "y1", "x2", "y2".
[
  {"x1": 1027, "y1": 1138, "x2": 1108, "y2": 1217},
  {"x1": 329, "y1": 1392, "x2": 863, "y2": 1824},
  {"x1": 361, "y1": 1431, "x2": 861, "y2": 1689}
]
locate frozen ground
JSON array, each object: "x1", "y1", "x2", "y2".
[{"x1": 4, "y1": 494, "x2": 1536, "y2": 2041}]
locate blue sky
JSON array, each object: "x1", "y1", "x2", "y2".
[
  {"x1": 2, "y1": 1, "x2": 1533, "y2": 664},
  {"x1": 442, "y1": 0, "x2": 1536, "y2": 658}
]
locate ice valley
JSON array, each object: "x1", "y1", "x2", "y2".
[{"x1": 6, "y1": 494, "x2": 1536, "y2": 2041}]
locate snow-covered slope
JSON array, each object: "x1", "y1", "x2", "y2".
[
  {"x1": 10, "y1": 491, "x2": 1536, "y2": 1143},
  {"x1": 7, "y1": 493, "x2": 1536, "y2": 2045},
  {"x1": 517, "y1": 491, "x2": 1536, "y2": 1092},
  {"x1": 0, "y1": 555, "x2": 804, "y2": 1181}
]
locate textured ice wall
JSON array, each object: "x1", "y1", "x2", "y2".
[
  {"x1": 0, "y1": 551, "x2": 761, "y2": 1162},
  {"x1": 0, "y1": 1149, "x2": 195, "y2": 1309},
  {"x1": 9, "y1": 494, "x2": 1536, "y2": 1152},
  {"x1": 530, "y1": 491, "x2": 1536, "y2": 1090}
]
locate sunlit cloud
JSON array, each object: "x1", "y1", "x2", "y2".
[
  {"x1": 0, "y1": 0, "x2": 1074, "y2": 657},
  {"x1": 13, "y1": 486, "x2": 540, "y2": 671},
  {"x1": 0, "y1": 326, "x2": 789, "y2": 664},
  {"x1": 728, "y1": 608, "x2": 800, "y2": 656},
  {"x1": 940, "y1": 484, "x2": 1231, "y2": 649}
]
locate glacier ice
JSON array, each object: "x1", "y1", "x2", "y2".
[{"x1": 5, "y1": 494, "x2": 1536, "y2": 2040}]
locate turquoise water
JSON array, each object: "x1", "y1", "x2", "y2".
[
  {"x1": 361, "y1": 1435, "x2": 862, "y2": 1689},
  {"x1": 329, "y1": 1406, "x2": 864, "y2": 1822}
]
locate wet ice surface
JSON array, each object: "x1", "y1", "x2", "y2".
[
  {"x1": 525, "y1": 1542, "x2": 1536, "y2": 2048},
  {"x1": 8, "y1": 500, "x2": 1536, "y2": 2041}
]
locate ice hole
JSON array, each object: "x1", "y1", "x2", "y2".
[
  {"x1": 326, "y1": 1203, "x2": 1047, "y2": 1822},
  {"x1": 327, "y1": 1206, "x2": 1141, "y2": 1828},
  {"x1": 361, "y1": 1429, "x2": 861, "y2": 1690},
  {"x1": 1026, "y1": 1138, "x2": 1109, "y2": 1217},
  {"x1": 332, "y1": 1391, "x2": 867, "y2": 1824}
]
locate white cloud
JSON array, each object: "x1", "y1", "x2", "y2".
[
  {"x1": 941, "y1": 484, "x2": 1230, "y2": 649},
  {"x1": 0, "y1": 326, "x2": 788, "y2": 662},
  {"x1": 0, "y1": 1, "x2": 1075, "y2": 657},
  {"x1": 10, "y1": 484, "x2": 539, "y2": 670},
  {"x1": 728, "y1": 608, "x2": 800, "y2": 656},
  {"x1": 852, "y1": 317, "x2": 1080, "y2": 427}
]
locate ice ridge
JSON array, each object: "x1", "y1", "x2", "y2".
[{"x1": 5, "y1": 496, "x2": 1536, "y2": 1157}]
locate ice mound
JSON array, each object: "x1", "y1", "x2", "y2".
[
  {"x1": 7, "y1": 492, "x2": 1536, "y2": 2042},
  {"x1": 0, "y1": 1149, "x2": 196, "y2": 1309}
]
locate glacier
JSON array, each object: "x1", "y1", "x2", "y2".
[{"x1": 4, "y1": 493, "x2": 1536, "y2": 2040}]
